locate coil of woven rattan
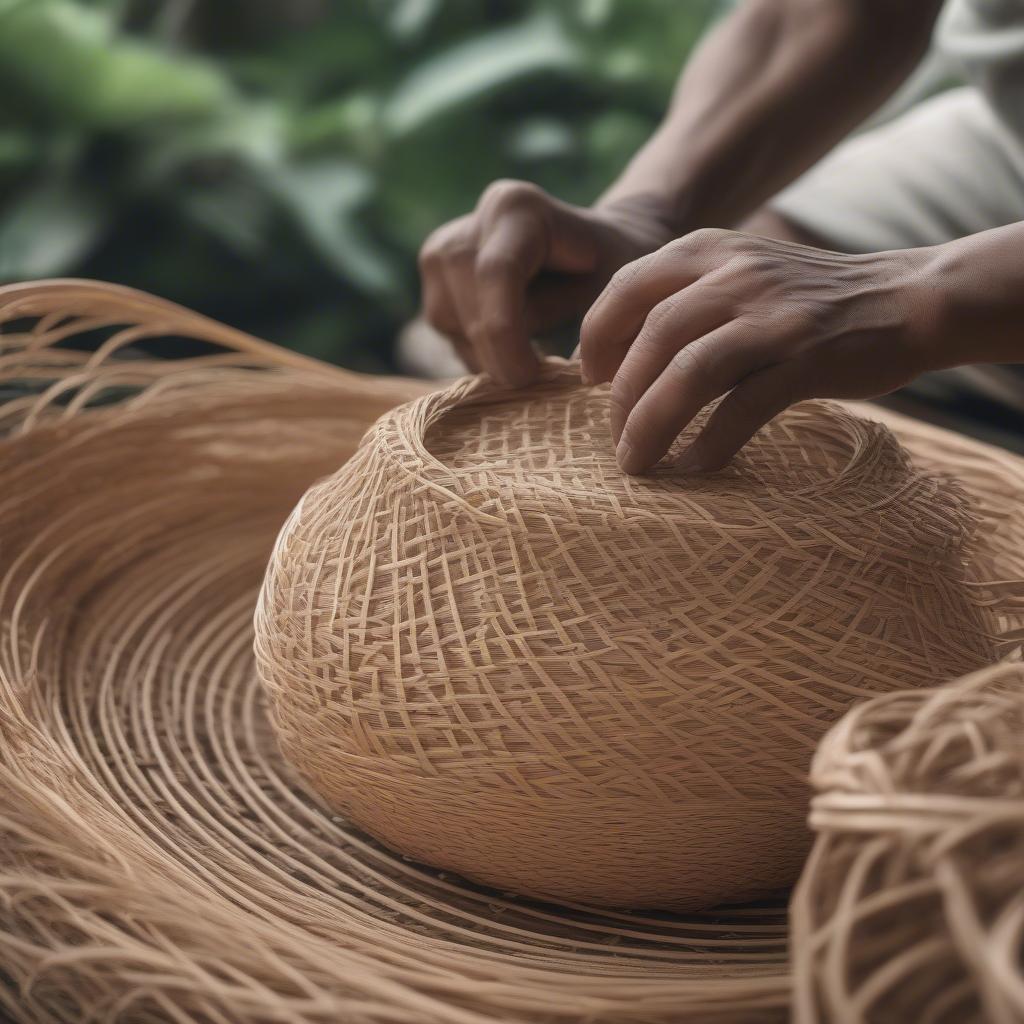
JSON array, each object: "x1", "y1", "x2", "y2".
[
  {"x1": 792, "y1": 659, "x2": 1024, "y2": 1024},
  {"x1": 3, "y1": 280, "x2": 1024, "y2": 1024},
  {"x1": 256, "y1": 361, "x2": 998, "y2": 911},
  {"x1": 0, "y1": 281, "x2": 792, "y2": 1024}
]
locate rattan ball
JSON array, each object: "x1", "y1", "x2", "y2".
[
  {"x1": 255, "y1": 361, "x2": 995, "y2": 910},
  {"x1": 792, "y1": 660, "x2": 1024, "y2": 1024}
]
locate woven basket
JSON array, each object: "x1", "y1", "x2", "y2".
[
  {"x1": 255, "y1": 363, "x2": 998, "y2": 911},
  {"x1": 1, "y1": 279, "x2": 1023, "y2": 1023},
  {"x1": 792, "y1": 659, "x2": 1024, "y2": 1024},
  {"x1": 0, "y1": 281, "x2": 790, "y2": 1023}
]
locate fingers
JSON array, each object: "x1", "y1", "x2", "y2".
[
  {"x1": 580, "y1": 228, "x2": 728, "y2": 386},
  {"x1": 419, "y1": 180, "x2": 603, "y2": 386},
  {"x1": 614, "y1": 319, "x2": 768, "y2": 475},
  {"x1": 678, "y1": 363, "x2": 804, "y2": 472},
  {"x1": 419, "y1": 215, "x2": 480, "y2": 372},
  {"x1": 473, "y1": 214, "x2": 545, "y2": 386},
  {"x1": 476, "y1": 181, "x2": 599, "y2": 276},
  {"x1": 606, "y1": 284, "x2": 733, "y2": 445}
]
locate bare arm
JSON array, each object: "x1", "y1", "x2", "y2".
[
  {"x1": 602, "y1": 0, "x2": 943, "y2": 230},
  {"x1": 419, "y1": 0, "x2": 942, "y2": 385}
]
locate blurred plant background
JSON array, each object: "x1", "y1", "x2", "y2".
[{"x1": 0, "y1": 0, "x2": 723, "y2": 371}]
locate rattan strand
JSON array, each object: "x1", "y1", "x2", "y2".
[{"x1": 792, "y1": 659, "x2": 1024, "y2": 1024}]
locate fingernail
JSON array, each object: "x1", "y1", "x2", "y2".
[
  {"x1": 609, "y1": 410, "x2": 625, "y2": 447},
  {"x1": 616, "y1": 440, "x2": 641, "y2": 475},
  {"x1": 580, "y1": 366, "x2": 593, "y2": 386}
]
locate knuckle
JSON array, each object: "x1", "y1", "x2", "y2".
[
  {"x1": 474, "y1": 250, "x2": 516, "y2": 283},
  {"x1": 421, "y1": 228, "x2": 476, "y2": 269},
  {"x1": 606, "y1": 257, "x2": 645, "y2": 296},
  {"x1": 669, "y1": 336, "x2": 718, "y2": 384},
  {"x1": 605, "y1": 265, "x2": 631, "y2": 294},
  {"x1": 633, "y1": 297, "x2": 682, "y2": 353},
  {"x1": 421, "y1": 214, "x2": 471, "y2": 253},
  {"x1": 418, "y1": 235, "x2": 444, "y2": 272},
  {"x1": 480, "y1": 178, "x2": 545, "y2": 213},
  {"x1": 680, "y1": 226, "x2": 730, "y2": 253}
]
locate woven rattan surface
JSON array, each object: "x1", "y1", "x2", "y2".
[
  {"x1": 792, "y1": 659, "x2": 1024, "y2": 1024},
  {"x1": 2, "y1": 280, "x2": 1023, "y2": 1023},
  {"x1": 256, "y1": 364, "x2": 999, "y2": 911},
  {"x1": 0, "y1": 281, "x2": 791, "y2": 1024}
]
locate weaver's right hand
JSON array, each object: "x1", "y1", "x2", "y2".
[{"x1": 418, "y1": 180, "x2": 677, "y2": 387}]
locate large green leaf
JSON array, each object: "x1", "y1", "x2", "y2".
[
  {"x1": 0, "y1": 0, "x2": 232, "y2": 127},
  {"x1": 383, "y1": 11, "x2": 579, "y2": 136},
  {"x1": 136, "y1": 101, "x2": 288, "y2": 185}
]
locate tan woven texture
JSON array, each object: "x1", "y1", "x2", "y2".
[
  {"x1": 1, "y1": 279, "x2": 1023, "y2": 1023},
  {"x1": 256, "y1": 363, "x2": 998, "y2": 911},
  {"x1": 792, "y1": 659, "x2": 1024, "y2": 1024},
  {"x1": 0, "y1": 281, "x2": 791, "y2": 1024}
]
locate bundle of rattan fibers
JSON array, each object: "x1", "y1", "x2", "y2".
[
  {"x1": 792, "y1": 659, "x2": 1024, "y2": 1024},
  {"x1": 0, "y1": 281, "x2": 796, "y2": 1024},
  {"x1": 255, "y1": 361, "x2": 999, "y2": 912}
]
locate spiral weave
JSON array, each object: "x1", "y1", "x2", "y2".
[
  {"x1": 255, "y1": 363, "x2": 997, "y2": 911},
  {"x1": 0, "y1": 281, "x2": 791, "y2": 1024},
  {"x1": 2, "y1": 280, "x2": 1024, "y2": 1023},
  {"x1": 792, "y1": 659, "x2": 1024, "y2": 1024}
]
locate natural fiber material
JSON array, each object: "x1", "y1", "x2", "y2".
[
  {"x1": 255, "y1": 364, "x2": 997, "y2": 912},
  {"x1": 2, "y1": 279, "x2": 1023, "y2": 1024},
  {"x1": 792, "y1": 659, "x2": 1024, "y2": 1024},
  {"x1": 0, "y1": 281, "x2": 791, "y2": 1024}
]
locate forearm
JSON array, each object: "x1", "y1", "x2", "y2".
[
  {"x1": 918, "y1": 223, "x2": 1024, "y2": 369},
  {"x1": 601, "y1": 0, "x2": 941, "y2": 232}
]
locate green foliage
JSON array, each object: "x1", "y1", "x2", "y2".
[{"x1": 0, "y1": 0, "x2": 722, "y2": 370}]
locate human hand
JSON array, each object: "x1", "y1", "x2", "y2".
[
  {"x1": 579, "y1": 228, "x2": 938, "y2": 474},
  {"x1": 418, "y1": 181, "x2": 677, "y2": 386}
]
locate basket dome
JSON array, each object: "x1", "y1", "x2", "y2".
[{"x1": 255, "y1": 362, "x2": 994, "y2": 910}]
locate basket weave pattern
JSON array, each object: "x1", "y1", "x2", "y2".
[
  {"x1": 1, "y1": 281, "x2": 1023, "y2": 1022},
  {"x1": 0, "y1": 282, "x2": 791, "y2": 1023},
  {"x1": 256, "y1": 364, "x2": 996, "y2": 910}
]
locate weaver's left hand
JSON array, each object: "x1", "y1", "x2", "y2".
[{"x1": 578, "y1": 227, "x2": 937, "y2": 475}]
